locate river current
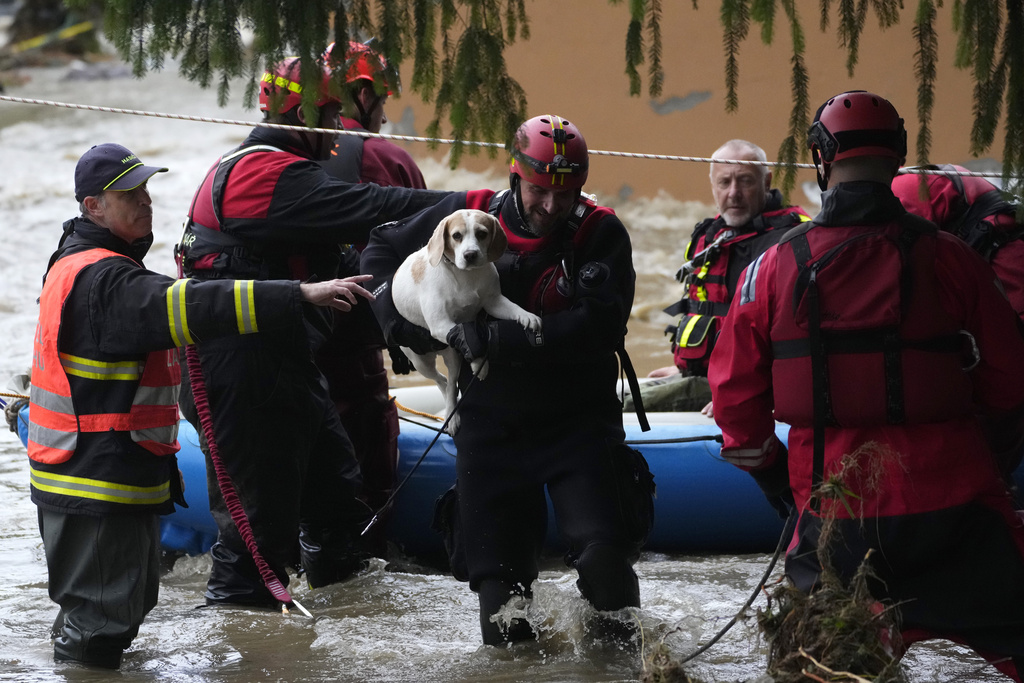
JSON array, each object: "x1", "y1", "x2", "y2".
[{"x1": 0, "y1": 63, "x2": 1004, "y2": 682}]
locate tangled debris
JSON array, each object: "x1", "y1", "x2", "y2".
[
  {"x1": 636, "y1": 441, "x2": 911, "y2": 683},
  {"x1": 756, "y1": 551, "x2": 905, "y2": 683},
  {"x1": 640, "y1": 640, "x2": 705, "y2": 683},
  {"x1": 756, "y1": 442, "x2": 907, "y2": 683}
]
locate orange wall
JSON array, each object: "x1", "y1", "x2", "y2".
[{"x1": 388, "y1": 1, "x2": 1001, "y2": 202}]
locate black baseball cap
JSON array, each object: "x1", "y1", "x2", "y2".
[{"x1": 74, "y1": 143, "x2": 168, "y2": 202}]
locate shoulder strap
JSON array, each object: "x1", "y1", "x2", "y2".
[
  {"x1": 488, "y1": 189, "x2": 509, "y2": 217},
  {"x1": 322, "y1": 133, "x2": 366, "y2": 183},
  {"x1": 778, "y1": 219, "x2": 817, "y2": 246},
  {"x1": 617, "y1": 343, "x2": 651, "y2": 432}
]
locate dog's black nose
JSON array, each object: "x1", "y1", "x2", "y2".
[{"x1": 463, "y1": 250, "x2": 480, "y2": 264}]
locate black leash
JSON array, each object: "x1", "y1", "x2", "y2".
[
  {"x1": 361, "y1": 371, "x2": 479, "y2": 537},
  {"x1": 678, "y1": 510, "x2": 798, "y2": 664}
]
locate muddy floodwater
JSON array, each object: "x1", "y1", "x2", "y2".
[{"x1": 0, "y1": 64, "x2": 1008, "y2": 682}]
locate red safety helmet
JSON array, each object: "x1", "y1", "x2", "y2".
[
  {"x1": 325, "y1": 39, "x2": 395, "y2": 96},
  {"x1": 510, "y1": 115, "x2": 589, "y2": 190},
  {"x1": 808, "y1": 91, "x2": 906, "y2": 189},
  {"x1": 258, "y1": 57, "x2": 340, "y2": 116}
]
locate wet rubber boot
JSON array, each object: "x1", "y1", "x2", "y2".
[
  {"x1": 204, "y1": 541, "x2": 278, "y2": 608},
  {"x1": 574, "y1": 542, "x2": 640, "y2": 611},
  {"x1": 298, "y1": 523, "x2": 369, "y2": 589},
  {"x1": 574, "y1": 543, "x2": 641, "y2": 647},
  {"x1": 477, "y1": 579, "x2": 535, "y2": 646}
]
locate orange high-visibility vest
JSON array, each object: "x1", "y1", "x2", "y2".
[{"x1": 29, "y1": 249, "x2": 180, "y2": 467}]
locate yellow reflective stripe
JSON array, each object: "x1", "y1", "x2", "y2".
[
  {"x1": 102, "y1": 162, "x2": 144, "y2": 192},
  {"x1": 261, "y1": 72, "x2": 302, "y2": 94},
  {"x1": 550, "y1": 116, "x2": 564, "y2": 157},
  {"x1": 679, "y1": 315, "x2": 703, "y2": 345},
  {"x1": 694, "y1": 262, "x2": 711, "y2": 301},
  {"x1": 167, "y1": 279, "x2": 194, "y2": 346},
  {"x1": 59, "y1": 353, "x2": 142, "y2": 380},
  {"x1": 234, "y1": 280, "x2": 258, "y2": 334},
  {"x1": 684, "y1": 238, "x2": 696, "y2": 260},
  {"x1": 29, "y1": 468, "x2": 171, "y2": 505}
]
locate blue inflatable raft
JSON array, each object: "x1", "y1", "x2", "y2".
[{"x1": 14, "y1": 386, "x2": 791, "y2": 558}]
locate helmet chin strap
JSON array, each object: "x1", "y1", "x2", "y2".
[
  {"x1": 812, "y1": 149, "x2": 831, "y2": 192},
  {"x1": 351, "y1": 85, "x2": 383, "y2": 131},
  {"x1": 282, "y1": 109, "x2": 318, "y2": 159},
  {"x1": 508, "y1": 174, "x2": 539, "y2": 235}
]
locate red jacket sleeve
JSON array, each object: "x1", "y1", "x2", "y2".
[{"x1": 708, "y1": 247, "x2": 783, "y2": 471}]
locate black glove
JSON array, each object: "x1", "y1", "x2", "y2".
[
  {"x1": 388, "y1": 346, "x2": 415, "y2": 375},
  {"x1": 749, "y1": 441, "x2": 794, "y2": 520},
  {"x1": 446, "y1": 320, "x2": 496, "y2": 363},
  {"x1": 387, "y1": 318, "x2": 445, "y2": 355}
]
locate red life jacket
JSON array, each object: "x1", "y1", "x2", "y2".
[
  {"x1": 468, "y1": 189, "x2": 612, "y2": 315},
  {"x1": 666, "y1": 205, "x2": 810, "y2": 374},
  {"x1": 767, "y1": 216, "x2": 976, "y2": 502},
  {"x1": 177, "y1": 144, "x2": 319, "y2": 281},
  {"x1": 893, "y1": 164, "x2": 1023, "y2": 261},
  {"x1": 770, "y1": 216, "x2": 974, "y2": 427},
  {"x1": 29, "y1": 249, "x2": 181, "y2": 466}
]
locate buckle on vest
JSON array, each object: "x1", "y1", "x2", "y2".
[{"x1": 960, "y1": 330, "x2": 981, "y2": 371}]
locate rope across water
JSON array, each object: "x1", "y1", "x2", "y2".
[{"x1": 0, "y1": 94, "x2": 1013, "y2": 179}]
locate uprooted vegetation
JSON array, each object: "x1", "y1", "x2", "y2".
[
  {"x1": 638, "y1": 441, "x2": 909, "y2": 683},
  {"x1": 757, "y1": 441, "x2": 908, "y2": 683}
]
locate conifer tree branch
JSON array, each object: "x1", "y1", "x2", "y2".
[
  {"x1": 60, "y1": 0, "x2": 1024, "y2": 184},
  {"x1": 1000, "y1": 0, "x2": 1023, "y2": 193},
  {"x1": 775, "y1": 0, "x2": 808, "y2": 201},
  {"x1": 721, "y1": 0, "x2": 751, "y2": 112},
  {"x1": 913, "y1": 0, "x2": 938, "y2": 167},
  {"x1": 647, "y1": 0, "x2": 663, "y2": 98}
]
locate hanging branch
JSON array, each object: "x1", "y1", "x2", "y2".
[
  {"x1": 721, "y1": 0, "x2": 752, "y2": 112},
  {"x1": 913, "y1": 0, "x2": 938, "y2": 167},
  {"x1": 774, "y1": 0, "x2": 809, "y2": 199},
  {"x1": 61, "y1": 0, "x2": 1024, "y2": 182}
]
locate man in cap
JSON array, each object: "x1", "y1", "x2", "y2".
[
  {"x1": 30, "y1": 143, "x2": 373, "y2": 668},
  {"x1": 710, "y1": 91, "x2": 1024, "y2": 679}
]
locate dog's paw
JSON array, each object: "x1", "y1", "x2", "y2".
[
  {"x1": 518, "y1": 313, "x2": 543, "y2": 332},
  {"x1": 470, "y1": 358, "x2": 489, "y2": 380},
  {"x1": 446, "y1": 411, "x2": 461, "y2": 435}
]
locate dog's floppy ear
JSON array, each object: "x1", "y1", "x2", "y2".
[
  {"x1": 483, "y1": 213, "x2": 508, "y2": 262},
  {"x1": 427, "y1": 214, "x2": 455, "y2": 267}
]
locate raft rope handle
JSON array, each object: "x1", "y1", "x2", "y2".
[
  {"x1": 395, "y1": 411, "x2": 723, "y2": 447},
  {"x1": 391, "y1": 398, "x2": 443, "y2": 422},
  {"x1": 677, "y1": 510, "x2": 798, "y2": 664},
  {"x1": 361, "y1": 372, "x2": 479, "y2": 537},
  {"x1": 0, "y1": 94, "x2": 1015, "y2": 180},
  {"x1": 184, "y1": 344, "x2": 302, "y2": 614}
]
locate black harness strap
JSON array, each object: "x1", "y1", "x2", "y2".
[
  {"x1": 790, "y1": 232, "x2": 828, "y2": 510},
  {"x1": 789, "y1": 215, "x2": 933, "y2": 509}
]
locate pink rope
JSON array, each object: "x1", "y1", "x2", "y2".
[{"x1": 184, "y1": 344, "x2": 292, "y2": 605}]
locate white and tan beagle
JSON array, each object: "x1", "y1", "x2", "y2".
[{"x1": 392, "y1": 208, "x2": 542, "y2": 434}]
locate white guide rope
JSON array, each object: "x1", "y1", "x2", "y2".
[{"x1": 0, "y1": 93, "x2": 1012, "y2": 179}]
